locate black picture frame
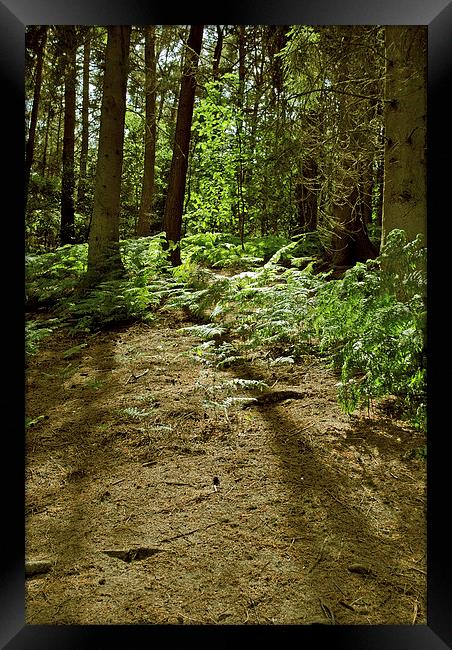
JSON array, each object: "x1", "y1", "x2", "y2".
[{"x1": 3, "y1": 1, "x2": 451, "y2": 647}]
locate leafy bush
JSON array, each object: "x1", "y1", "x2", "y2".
[
  {"x1": 181, "y1": 232, "x2": 261, "y2": 269},
  {"x1": 26, "y1": 234, "x2": 178, "y2": 331},
  {"x1": 25, "y1": 227, "x2": 426, "y2": 432},
  {"x1": 26, "y1": 243, "x2": 88, "y2": 305},
  {"x1": 312, "y1": 230, "x2": 426, "y2": 429},
  {"x1": 180, "y1": 229, "x2": 426, "y2": 431},
  {"x1": 180, "y1": 231, "x2": 322, "y2": 271},
  {"x1": 57, "y1": 235, "x2": 175, "y2": 332},
  {"x1": 26, "y1": 319, "x2": 57, "y2": 356}
]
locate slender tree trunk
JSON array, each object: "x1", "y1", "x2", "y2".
[
  {"x1": 77, "y1": 27, "x2": 91, "y2": 214},
  {"x1": 212, "y1": 25, "x2": 224, "y2": 80},
  {"x1": 40, "y1": 101, "x2": 52, "y2": 177},
  {"x1": 374, "y1": 154, "x2": 384, "y2": 227},
  {"x1": 25, "y1": 26, "x2": 47, "y2": 214},
  {"x1": 85, "y1": 26, "x2": 131, "y2": 285},
  {"x1": 163, "y1": 25, "x2": 204, "y2": 266},
  {"x1": 136, "y1": 25, "x2": 157, "y2": 237},
  {"x1": 236, "y1": 25, "x2": 246, "y2": 247},
  {"x1": 54, "y1": 96, "x2": 63, "y2": 175},
  {"x1": 382, "y1": 26, "x2": 427, "y2": 246},
  {"x1": 60, "y1": 26, "x2": 77, "y2": 244},
  {"x1": 295, "y1": 158, "x2": 318, "y2": 233}
]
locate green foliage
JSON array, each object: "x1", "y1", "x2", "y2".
[
  {"x1": 180, "y1": 232, "x2": 310, "y2": 269},
  {"x1": 26, "y1": 234, "x2": 176, "y2": 332},
  {"x1": 181, "y1": 323, "x2": 227, "y2": 340},
  {"x1": 26, "y1": 414, "x2": 48, "y2": 428},
  {"x1": 25, "y1": 228, "x2": 426, "y2": 433},
  {"x1": 188, "y1": 78, "x2": 241, "y2": 233},
  {"x1": 25, "y1": 320, "x2": 55, "y2": 356},
  {"x1": 312, "y1": 230, "x2": 426, "y2": 429},
  {"x1": 121, "y1": 406, "x2": 155, "y2": 420},
  {"x1": 178, "y1": 229, "x2": 426, "y2": 431},
  {"x1": 26, "y1": 243, "x2": 88, "y2": 305},
  {"x1": 58, "y1": 276, "x2": 161, "y2": 332},
  {"x1": 62, "y1": 343, "x2": 88, "y2": 358},
  {"x1": 223, "y1": 265, "x2": 324, "y2": 358}
]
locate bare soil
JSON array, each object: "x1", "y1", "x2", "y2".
[{"x1": 25, "y1": 310, "x2": 426, "y2": 625}]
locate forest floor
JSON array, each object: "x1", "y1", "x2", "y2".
[{"x1": 25, "y1": 307, "x2": 426, "y2": 626}]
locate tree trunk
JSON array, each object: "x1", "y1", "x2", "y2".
[
  {"x1": 136, "y1": 25, "x2": 157, "y2": 237},
  {"x1": 331, "y1": 188, "x2": 378, "y2": 267},
  {"x1": 236, "y1": 25, "x2": 246, "y2": 247},
  {"x1": 60, "y1": 26, "x2": 77, "y2": 244},
  {"x1": 25, "y1": 26, "x2": 47, "y2": 214},
  {"x1": 212, "y1": 25, "x2": 224, "y2": 80},
  {"x1": 40, "y1": 101, "x2": 52, "y2": 177},
  {"x1": 77, "y1": 27, "x2": 91, "y2": 214},
  {"x1": 163, "y1": 25, "x2": 204, "y2": 266},
  {"x1": 382, "y1": 26, "x2": 427, "y2": 246},
  {"x1": 85, "y1": 26, "x2": 131, "y2": 285},
  {"x1": 295, "y1": 158, "x2": 318, "y2": 233},
  {"x1": 53, "y1": 96, "x2": 63, "y2": 176},
  {"x1": 329, "y1": 31, "x2": 378, "y2": 267}
]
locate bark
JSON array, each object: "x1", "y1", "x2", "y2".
[
  {"x1": 25, "y1": 26, "x2": 47, "y2": 213},
  {"x1": 331, "y1": 188, "x2": 378, "y2": 267},
  {"x1": 40, "y1": 102, "x2": 52, "y2": 176},
  {"x1": 163, "y1": 25, "x2": 204, "y2": 266},
  {"x1": 212, "y1": 25, "x2": 224, "y2": 80},
  {"x1": 136, "y1": 25, "x2": 157, "y2": 237},
  {"x1": 382, "y1": 26, "x2": 427, "y2": 246},
  {"x1": 295, "y1": 159, "x2": 318, "y2": 233},
  {"x1": 54, "y1": 97, "x2": 63, "y2": 175},
  {"x1": 77, "y1": 28, "x2": 91, "y2": 214},
  {"x1": 236, "y1": 25, "x2": 246, "y2": 247},
  {"x1": 85, "y1": 26, "x2": 131, "y2": 284},
  {"x1": 60, "y1": 26, "x2": 77, "y2": 244},
  {"x1": 328, "y1": 29, "x2": 379, "y2": 266}
]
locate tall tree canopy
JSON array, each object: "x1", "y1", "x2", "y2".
[{"x1": 25, "y1": 24, "x2": 426, "y2": 268}]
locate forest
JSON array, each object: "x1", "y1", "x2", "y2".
[{"x1": 25, "y1": 25, "x2": 427, "y2": 626}]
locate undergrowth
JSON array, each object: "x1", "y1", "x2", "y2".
[
  {"x1": 312, "y1": 230, "x2": 426, "y2": 430},
  {"x1": 25, "y1": 228, "x2": 426, "y2": 432}
]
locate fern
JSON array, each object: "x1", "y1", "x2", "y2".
[
  {"x1": 121, "y1": 407, "x2": 154, "y2": 419},
  {"x1": 26, "y1": 320, "x2": 55, "y2": 356},
  {"x1": 312, "y1": 230, "x2": 426, "y2": 429},
  {"x1": 180, "y1": 323, "x2": 227, "y2": 340}
]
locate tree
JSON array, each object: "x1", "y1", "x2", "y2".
[
  {"x1": 60, "y1": 26, "x2": 77, "y2": 244},
  {"x1": 382, "y1": 26, "x2": 427, "y2": 246},
  {"x1": 212, "y1": 25, "x2": 224, "y2": 80},
  {"x1": 84, "y1": 26, "x2": 131, "y2": 285},
  {"x1": 136, "y1": 25, "x2": 157, "y2": 237},
  {"x1": 163, "y1": 24, "x2": 204, "y2": 266},
  {"x1": 77, "y1": 27, "x2": 91, "y2": 215},
  {"x1": 25, "y1": 25, "x2": 47, "y2": 214}
]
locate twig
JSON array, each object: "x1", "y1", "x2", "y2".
[
  {"x1": 325, "y1": 488, "x2": 347, "y2": 507},
  {"x1": 412, "y1": 600, "x2": 419, "y2": 625},
  {"x1": 408, "y1": 566, "x2": 427, "y2": 576},
  {"x1": 285, "y1": 422, "x2": 315, "y2": 438},
  {"x1": 320, "y1": 599, "x2": 335, "y2": 624},
  {"x1": 125, "y1": 368, "x2": 149, "y2": 384},
  {"x1": 135, "y1": 368, "x2": 150, "y2": 379},
  {"x1": 308, "y1": 536, "x2": 329, "y2": 574},
  {"x1": 111, "y1": 478, "x2": 126, "y2": 486},
  {"x1": 158, "y1": 521, "x2": 218, "y2": 544},
  {"x1": 163, "y1": 481, "x2": 196, "y2": 487}
]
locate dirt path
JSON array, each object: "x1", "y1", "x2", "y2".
[{"x1": 25, "y1": 312, "x2": 426, "y2": 625}]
